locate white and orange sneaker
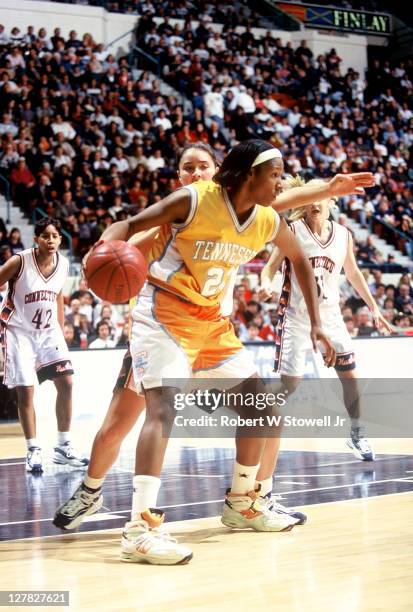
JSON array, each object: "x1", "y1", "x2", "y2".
[
  {"x1": 221, "y1": 489, "x2": 298, "y2": 532},
  {"x1": 120, "y1": 509, "x2": 193, "y2": 565}
]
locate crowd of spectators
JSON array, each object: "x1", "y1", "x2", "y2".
[
  {"x1": 0, "y1": 17, "x2": 413, "y2": 344},
  {"x1": 230, "y1": 269, "x2": 413, "y2": 342},
  {"x1": 0, "y1": 21, "x2": 412, "y2": 258},
  {"x1": 135, "y1": 15, "x2": 413, "y2": 252},
  {"x1": 61, "y1": 278, "x2": 131, "y2": 349}
]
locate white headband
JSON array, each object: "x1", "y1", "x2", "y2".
[{"x1": 251, "y1": 148, "x2": 283, "y2": 168}]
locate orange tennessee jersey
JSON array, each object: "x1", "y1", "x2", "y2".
[{"x1": 147, "y1": 181, "x2": 279, "y2": 315}]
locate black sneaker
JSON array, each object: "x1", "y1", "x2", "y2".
[{"x1": 53, "y1": 483, "x2": 103, "y2": 530}]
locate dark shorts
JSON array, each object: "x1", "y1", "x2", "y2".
[
  {"x1": 334, "y1": 351, "x2": 356, "y2": 372},
  {"x1": 113, "y1": 346, "x2": 136, "y2": 392}
]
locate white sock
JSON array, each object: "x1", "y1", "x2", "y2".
[
  {"x1": 131, "y1": 475, "x2": 161, "y2": 521},
  {"x1": 57, "y1": 431, "x2": 70, "y2": 446},
  {"x1": 26, "y1": 438, "x2": 39, "y2": 450},
  {"x1": 83, "y1": 474, "x2": 104, "y2": 491},
  {"x1": 256, "y1": 477, "x2": 273, "y2": 497},
  {"x1": 351, "y1": 418, "x2": 360, "y2": 430},
  {"x1": 231, "y1": 461, "x2": 259, "y2": 496}
]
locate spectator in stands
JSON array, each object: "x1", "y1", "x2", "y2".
[
  {"x1": 395, "y1": 283, "x2": 413, "y2": 314},
  {"x1": 374, "y1": 283, "x2": 386, "y2": 308},
  {"x1": 369, "y1": 270, "x2": 383, "y2": 294},
  {"x1": 0, "y1": 244, "x2": 12, "y2": 266},
  {"x1": 245, "y1": 322, "x2": 261, "y2": 343},
  {"x1": 259, "y1": 308, "x2": 278, "y2": 341},
  {"x1": 9, "y1": 158, "x2": 36, "y2": 211},
  {"x1": 355, "y1": 307, "x2": 376, "y2": 337},
  {"x1": 114, "y1": 313, "x2": 129, "y2": 347},
  {"x1": 89, "y1": 320, "x2": 116, "y2": 349},
  {"x1": 344, "y1": 315, "x2": 358, "y2": 338},
  {"x1": 398, "y1": 273, "x2": 413, "y2": 295},
  {"x1": 63, "y1": 322, "x2": 79, "y2": 349},
  {"x1": 0, "y1": 24, "x2": 8, "y2": 46},
  {"x1": 6, "y1": 227, "x2": 25, "y2": 255},
  {"x1": 356, "y1": 235, "x2": 379, "y2": 265}
]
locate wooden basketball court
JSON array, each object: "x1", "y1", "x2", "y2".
[{"x1": 1, "y1": 416, "x2": 412, "y2": 611}]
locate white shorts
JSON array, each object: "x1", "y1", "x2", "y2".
[
  {"x1": 130, "y1": 284, "x2": 257, "y2": 391},
  {"x1": 275, "y1": 306, "x2": 355, "y2": 377},
  {"x1": 2, "y1": 325, "x2": 73, "y2": 388}
]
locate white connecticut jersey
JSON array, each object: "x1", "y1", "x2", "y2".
[
  {"x1": 0, "y1": 248, "x2": 68, "y2": 332},
  {"x1": 284, "y1": 218, "x2": 350, "y2": 313}
]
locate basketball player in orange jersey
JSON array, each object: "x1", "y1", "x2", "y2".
[
  {"x1": 57, "y1": 139, "x2": 374, "y2": 565},
  {"x1": 0, "y1": 218, "x2": 88, "y2": 473},
  {"x1": 254, "y1": 177, "x2": 392, "y2": 514},
  {"x1": 53, "y1": 144, "x2": 219, "y2": 527},
  {"x1": 56, "y1": 143, "x2": 303, "y2": 531}
]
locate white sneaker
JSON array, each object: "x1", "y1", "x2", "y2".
[
  {"x1": 347, "y1": 427, "x2": 375, "y2": 461},
  {"x1": 221, "y1": 489, "x2": 298, "y2": 532},
  {"x1": 120, "y1": 509, "x2": 193, "y2": 565},
  {"x1": 53, "y1": 442, "x2": 89, "y2": 468},
  {"x1": 26, "y1": 447, "x2": 43, "y2": 473},
  {"x1": 260, "y1": 492, "x2": 308, "y2": 525}
]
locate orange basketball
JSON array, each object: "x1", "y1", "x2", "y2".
[{"x1": 84, "y1": 240, "x2": 147, "y2": 304}]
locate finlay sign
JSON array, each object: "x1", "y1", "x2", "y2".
[{"x1": 276, "y1": 2, "x2": 392, "y2": 36}]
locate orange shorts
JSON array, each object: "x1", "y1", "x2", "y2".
[{"x1": 129, "y1": 284, "x2": 256, "y2": 390}]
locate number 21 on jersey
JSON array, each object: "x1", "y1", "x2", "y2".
[{"x1": 201, "y1": 266, "x2": 227, "y2": 297}]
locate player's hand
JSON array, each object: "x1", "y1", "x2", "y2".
[
  {"x1": 310, "y1": 326, "x2": 336, "y2": 367},
  {"x1": 81, "y1": 239, "x2": 105, "y2": 281},
  {"x1": 328, "y1": 173, "x2": 375, "y2": 197},
  {"x1": 257, "y1": 286, "x2": 272, "y2": 302},
  {"x1": 371, "y1": 306, "x2": 393, "y2": 333}
]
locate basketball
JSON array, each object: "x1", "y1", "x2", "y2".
[{"x1": 84, "y1": 240, "x2": 147, "y2": 304}]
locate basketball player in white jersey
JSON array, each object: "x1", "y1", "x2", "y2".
[
  {"x1": 0, "y1": 218, "x2": 88, "y2": 473},
  {"x1": 258, "y1": 176, "x2": 392, "y2": 491}
]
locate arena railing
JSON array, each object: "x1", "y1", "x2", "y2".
[
  {"x1": 132, "y1": 45, "x2": 161, "y2": 78},
  {"x1": 32, "y1": 207, "x2": 75, "y2": 274},
  {"x1": 0, "y1": 172, "x2": 11, "y2": 224},
  {"x1": 372, "y1": 215, "x2": 413, "y2": 265},
  {"x1": 104, "y1": 25, "x2": 162, "y2": 78}
]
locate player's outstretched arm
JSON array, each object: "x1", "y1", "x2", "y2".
[
  {"x1": 99, "y1": 190, "x2": 191, "y2": 243},
  {"x1": 343, "y1": 233, "x2": 393, "y2": 333},
  {"x1": 273, "y1": 219, "x2": 336, "y2": 365},
  {"x1": 0, "y1": 255, "x2": 21, "y2": 286},
  {"x1": 258, "y1": 245, "x2": 284, "y2": 302},
  {"x1": 273, "y1": 173, "x2": 375, "y2": 213}
]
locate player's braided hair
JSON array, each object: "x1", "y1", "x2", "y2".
[{"x1": 213, "y1": 139, "x2": 276, "y2": 191}]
